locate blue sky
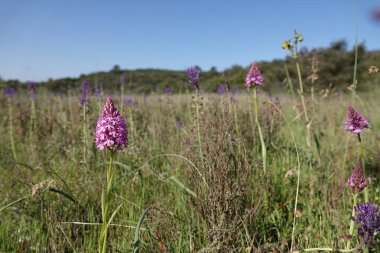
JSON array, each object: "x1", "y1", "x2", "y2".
[{"x1": 0, "y1": 0, "x2": 379, "y2": 81}]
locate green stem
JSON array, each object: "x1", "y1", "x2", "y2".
[
  {"x1": 233, "y1": 101, "x2": 242, "y2": 157},
  {"x1": 253, "y1": 86, "x2": 267, "y2": 174},
  {"x1": 247, "y1": 88, "x2": 256, "y2": 154},
  {"x1": 82, "y1": 104, "x2": 87, "y2": 163},
  {"x1": 99, "y1": 151, "x2": 115, "y2": 253},
  {"x1": 8, "y1": 97, "x2": 17, "y2": 161},
  {"x1": 195, "y1": 89, "x2": 205, "y2": 169},
  {"x1": 295, "y1": 60, "x2": 311, "y2": 148},
  {"x1": 351, "y1": 0, "x2": 359, "y2": 105},
  {"x1": 346, "y1": 193, "x2": 357, "y2": 249},
  {"x1": 358, "y1": 134, "x2": 368, "y2": 202}
]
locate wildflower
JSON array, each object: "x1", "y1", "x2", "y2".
[
  {"x1": 120, "y1": 75, "x2": 126, "y2": 86},
  {"x1": 347, "y1": 160, "x2": 367, "y2": 193},
  {"x1": 352, "y1": 202, "x2": 380, "y2": 247},
  {"x1": 216, "y1": 84, "x2": 227, "y2": 95},
  {"x1": 175, "y1": 119, "x2": 184, "y2": 129},
  {"x1": 282, "y1": 40, "x2": 291, "y2": 49},
  {"x1": 27, "y1": 81, "x2": 36, "y2": 90},
  {"x1": 27, "y1": 81, "x2": 37, "y2": 100},
  {"x1": 186, "y1": 66, "x2": 200, "y2": 89},
  {"x1": 79, "y1": 80, "x2": 91, "y2": 105},
  {"x1": 67, "y1": 84, "x2": 72, "y2": 91},
  {"x1": 368, "y1": 66, "x2": 379, "y2": 74},
  {"x1": 123, "y1": 96, "x2": 136, "y2": 105},
  {"x1": 344, "y1": 106, "x2": 369, "y2": 134},
  {"x1": 95, "y1": 97, "x2": 128, "y2": 151},
  {"x1": 164, "y1": 87, "x2": 172, "y2": 95},
  {"x1": 4, "y1": 87, "x2": 15, "y2": 97},
  {"x1": 95, "y1": 88, "x2": 102, "y2": 97},
  {"x1": 245, "y1": 63, "x2": 263, "y2": 87}
]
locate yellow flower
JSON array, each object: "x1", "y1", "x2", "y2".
[{"x1": 282, "y1": 40, "x2": 290, "y2": 49}]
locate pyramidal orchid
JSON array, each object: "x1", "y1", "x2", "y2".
[
  {"x1": 96, "y1": 97, "x2": 128, "y2": 253},
  {"x1": 245, "y1": 63, "x2": 263, "y2": 87},
  {"x1": 345, "y1": 106, "x2": 370, "y2": 202},
  {"x1": 245, "y1": 62, "x2": 267, "y2": 174},
  {"x1": 347, "y1": 160, "x2": 367, "y2": 193},
  {"x1": 96, "y1": 97, "x2": 128, "y2": 151},
  {"x1": 344, "y1": 106, "x2": 369, "y2": 134}
]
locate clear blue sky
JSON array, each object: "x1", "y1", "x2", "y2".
[{"x1": 0, "y1": 0, "x2": 379, "y2": 81}]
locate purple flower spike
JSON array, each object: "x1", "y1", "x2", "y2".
[
  {"x1": 216, "y1": 84, "x2": 227, "y2": 95},
  {"x1": 245, "y1": 63, "x2": 263, "y2": 87},
  {"x1": 27, "y1": 81, "x2": 36, "y2": 90},
  {"x1": 120, "y1": 75, "x2": 126, "y2": 86},
  {"x1": 95, "y1": 97, "x2": 128, "y2": 151},
  {"x1": 186, "y1": 66, "x2": 200, "y2": 89},
  {"x1": 344, "y1": 106, "x2": 369, "y2": 134},
  {"x1": 79, "y1": 80, "x2": 91, "y2": 105},
  {"x1": 352, "y1": 202, "x2": 380, "y2": 247},
  {"x1": 175, "y1": 119, "x2": 184, "y2": 129},
  {"x1": 123, "y1": 96, "x2": 136, "y2": 105},
  {"x1": 164, "y1": 87, "x2": 172, "y2": 95},
  {"x1": 347, "y1": 160, "x2": 367, "y2": 193},
  {"x1": 4, "y1": 87, "x2": 15, "y2": 97},
  {"x1": 95, "y1": 88, "x2": 102, "y2": 97}
]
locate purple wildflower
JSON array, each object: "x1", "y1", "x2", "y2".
[
  {"x1": 216, "y1": 84, "x2": 227, "y2": 95},
  {"x1": 120, "y1": 75, "x2": 126, "y2": 86},
  {"x1": 245, "y1": 63, "x2": 263, "y2": 87},
  {"x1": 352, "y1": 202, "x2": 380, "y2": 247},
  {"x1": 186, "y1": 66, "x2": 200, "y2": 89},
  {"x1": 4, "y1": 87, "x2": 15, "y2": 97},
  {"x1": 344, "y1": 106, "x2": 369, "y2": 134},
  {"x1": 67, "y1": 84, "x2": 72, "y2": 91},
  {"x1": 95, "y1": 97, "x2": 128, "y2": 151},
  {"x1": 27, "y1": 81, "x2": 36, "y2": 90},
  {"x1": 123, "y1": 96, "x2": 136, "y2": 105},
  {"x1": 95, "y1": 88, "x2": 102, "y2": 97},
  {"x1": 347, "y1": 160, "x2": 367, "y2": 193},
  {"x1": 164, "y1": 87, "x2": 172, "y2": 95},
  {"x1": 79, "y1": 80, "x2": 91, "y2": 105},
  {"x1": 175, "y1": 119, "x2": 184, "y2": 129}
]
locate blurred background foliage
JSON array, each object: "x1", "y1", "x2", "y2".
[{"x1": 1, "y1": 40, "x2": 379, "y2": 94}]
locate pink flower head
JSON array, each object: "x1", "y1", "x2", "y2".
[
  {"x1": 344, "y1": 106, "x2": 369, "y2": 134},
  {"x1": 95, "y1": 97, "x2": 128, "y2": 151},
  {"x1": 245, "y1": 63, "x2": 263, "y2": 87},
  {"x1": 347, "y1": 160, "x2": 367, "y2": 193}
]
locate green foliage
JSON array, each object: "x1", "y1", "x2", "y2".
[{"x1": 1, "y1": 40, "x2": 379, "y2": 94}]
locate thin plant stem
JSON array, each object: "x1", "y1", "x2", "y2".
[
  {"x1": 247, "y1": 88, "x2": 257, "y2": 155},
  {"x1": 195, "y1": 89, "x2": 205, "y2": 169},
  {"x1": 358, "y1": 134, "x2": 368, "y2": 202},
  {"x1": 346, "y1": 193, "x2": 357, "y2": 250},
  {"x1": 82, "y1": 104, "x2": 87, "y2": 163},
  {"x1": 99, "y1": 151, "x2": 115, "y2": 253},
  {"x1": 351, "y1": 0, "x2": 359, "y2": 105},
  {"x1": 7, "y1": 97, "x2": 17, "y2": 161},
  {"x1": 253, "y1": 86, "x2": 267, "y2": 173},
  {"x1": 295, "y1": 60, "x2": 311, "y2": 148},
  {"x1": 292, "y1": 246, "x2": 361, "y2": 253},
  {"x1": 128, "y1": 107, "x2": 134, "y2": 146}
]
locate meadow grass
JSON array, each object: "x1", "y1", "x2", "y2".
[{"x1": 0, "y1": 88, "x2": 380, "y2": 252}]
